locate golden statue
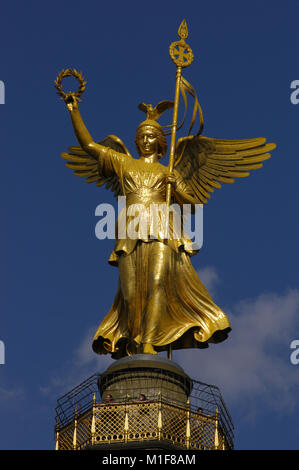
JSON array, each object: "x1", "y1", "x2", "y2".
[{"x1": 56, "y1": 21, "x2": 275, "y2": 359}]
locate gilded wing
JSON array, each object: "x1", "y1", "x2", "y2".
[
  {"x1": 61, "y1": 135, "x2": 132, "y2": 197},
  {"x1": 174, "y1": 135, "x2": 276, "y2": 204}
]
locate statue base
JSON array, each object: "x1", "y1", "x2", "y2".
[
  {"x1": 55, "y1": 354, "x2": 234, "y2": 450},
  {"x1": 98, "y1": 354, "x2": 192, "y2": 405}
]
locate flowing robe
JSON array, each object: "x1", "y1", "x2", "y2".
[{"x1": 92, "y1": 148, "x2": 231, "y2": 358}]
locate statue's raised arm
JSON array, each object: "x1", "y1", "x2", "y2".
[
  {"x1": 60, "y1": 93, "x2": 132, "y2": 198},
  {"x1": 65, "y1": 94, "x2": 99, "y2": 158}
]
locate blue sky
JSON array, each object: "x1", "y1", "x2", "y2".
[{"x1": 1, "y1": 0, "x2": 299, "y2": 450}]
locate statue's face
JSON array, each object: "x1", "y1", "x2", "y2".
[{"x1": 136, "y1": 126, "x2": 159, "y2": 157}]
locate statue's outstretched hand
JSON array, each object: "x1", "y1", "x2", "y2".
[{"x1": 64, "y1": 93, "x2": 78, "y2": 112}]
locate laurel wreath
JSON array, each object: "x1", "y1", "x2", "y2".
[{"x1": 54, "y1": 68, "x2": 86, "y2": 101}]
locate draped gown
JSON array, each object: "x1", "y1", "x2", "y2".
[{"x1": 91, "y1": 147, "x2": 231, "y2": 358}]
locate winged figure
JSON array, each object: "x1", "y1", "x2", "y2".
[{"x1": 61, "y1": 94, "x2": 275, "y2": 359}]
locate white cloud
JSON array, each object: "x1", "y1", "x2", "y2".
[
  {"x1": 74, "y1": 325, "x2": 113, "y2": 372},
  {"x1": 196, "y1": 265, "x2": 220, "y2": 296},
  {"x1": 0, "y1": 386, "x2": 24, "y2": 403},
  {"x1": 176, "y1": 285, "x2": 299, "y2": 418},
  {"x1": 41, "y1": 325, "x2": 113, "y2": 397}
]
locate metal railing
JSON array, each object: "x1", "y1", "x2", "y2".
[
  {"x1": 55, "y1": 372, "x2": 234, "y2": 450},
  {"x1": 56, "y1": 397, "x2": 229, "y2": 450}
]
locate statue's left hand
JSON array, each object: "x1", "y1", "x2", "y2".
[{"x1": 165, "y1": 172, "x2": 181, "y2": 189}]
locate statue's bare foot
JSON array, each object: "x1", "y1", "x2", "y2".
[{"x1": 143, "y1": 343, "x2": 157, "y2": 354}]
